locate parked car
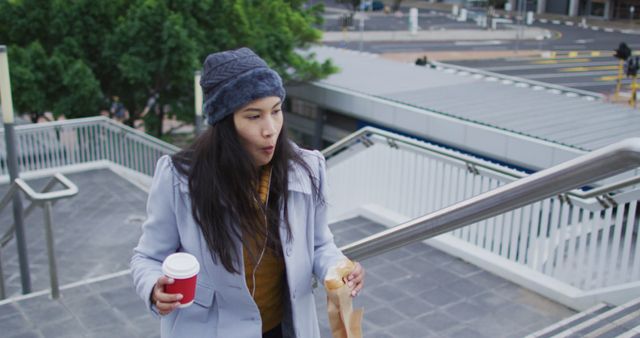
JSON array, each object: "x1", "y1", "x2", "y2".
[{"x1": 361, "y1": 0, "x2": 384, "y2": 11}]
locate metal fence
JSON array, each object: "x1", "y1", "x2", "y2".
[
  {"x1": 326, "y1": 128, "x2": 640, "y2": 291},
  {"x1": 0, "y1": 117, "x2": 180, "y2": 178}
]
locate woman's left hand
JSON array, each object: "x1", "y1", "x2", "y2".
[{"x1": 343, "y1": 261, "x2": 365, "y2": 297}]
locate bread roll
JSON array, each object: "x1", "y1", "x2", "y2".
[{"x1": 324, "y1": 259, "x2": 355, "y2": 290}]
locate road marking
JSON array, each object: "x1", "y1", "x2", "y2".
[
  {"x1": 541, "y1": 51, "x2": 556, "y2": 58},
  {"x1": 454, "y1": 40, "x2": 504, "y2": 46},
  {"x1": 539, "y1": 51, "x2": 608, "y2": 59},
  {"x1": 533, "y1": 58, "x2": 592, "y2": 64},
  {"x1": 522, "y1": 71, "x2": 617, "y2": 79},
  {"x1": 561, "y1": 80, "x2": 630, "y2": 87},
  {"x1": 560, "y1": 65, "x2": 619, "y2": 72},
  {"x1": 505, "y1": 51, "x2": 609, "y2": 61},
  {"x1": 483, "y1": 61, "x2": 618, "y2": 71},
  {"x1": 598, "y1": 75, "x2": 628, "y2": 81}
]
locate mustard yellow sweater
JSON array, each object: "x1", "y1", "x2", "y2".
[{"x1": 243, "y1": 165, "x2": 284, "y2": 333}]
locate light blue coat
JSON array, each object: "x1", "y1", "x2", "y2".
[{"x1": 131, "y1": 148, "x2": 345, "y2": 338}]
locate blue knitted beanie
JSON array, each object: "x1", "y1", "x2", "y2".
[{"x1": 200, "y1": 48, "x2": 286, "y2": 125}]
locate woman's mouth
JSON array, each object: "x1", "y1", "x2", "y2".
[{"x1": 261, "y1": 146, "x2": 275, "y2": 154}]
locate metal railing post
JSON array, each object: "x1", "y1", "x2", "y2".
[
  {"x1": 0, "y1": 248, "x2": 4, "y2": 299},
  {"x1": 1, "y1": 45, "x2": 31, "y2": 294},
  {"x1": 0, "y1": 174, "x2": 77, "y2": 300},
  {"x1": 42, "y1": 201, "x2": 59, "y2": 299}
]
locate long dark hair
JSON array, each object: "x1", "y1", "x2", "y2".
[{"x1": 171, "y1": 114, "x2": 321, "y2": 273}]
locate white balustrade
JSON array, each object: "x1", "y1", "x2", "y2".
[{"x1": 327, "y1": 138, "x2": 640, "y2": 291}]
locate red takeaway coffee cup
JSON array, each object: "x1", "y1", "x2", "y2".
[{"x1": 162, "y1": 252, "x2": 200, "y2": 308}]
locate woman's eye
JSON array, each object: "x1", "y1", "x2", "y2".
[
  {"x1": 272, "y1": 109, "x2": 281, "y2": 115},
  {"x1": 247, "y1": 115, "x2": 260, "y2": 120}
]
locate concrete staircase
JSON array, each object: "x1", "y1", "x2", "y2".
[{"x1": 527, "y1": 297, "x2": 640, "y2": 338}]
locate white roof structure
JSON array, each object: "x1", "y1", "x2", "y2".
[{"x1": 288, "y1": 46, "x2": 639, "y2": 170}]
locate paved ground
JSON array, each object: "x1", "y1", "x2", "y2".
[
  {"x1": 317, "y1": 217, "x2": 575, "y2": 338},
  {"x1": 0, "y1": 169, "x2": 576, "y2": 338},
  {"x1": 0, "y1": 169, "x2": 147, "y2": 298}
]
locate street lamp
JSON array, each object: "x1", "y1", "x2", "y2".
[
  {"x1": 1, "y1": 47, "x2": 14, "y2": 124},
  {"x1": 0, "y1": 45, "x2": 31, "y2": 294},
  {"x1": 194, "y1": 70, "x2": 203, "y2": 136}
]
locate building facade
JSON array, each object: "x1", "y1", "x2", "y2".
[{"x1": 505, "y1": 0, "x2": 639, "y2": 19}]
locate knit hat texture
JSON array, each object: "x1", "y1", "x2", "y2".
[{"x1": 200, "y1": 47, "x2": 286, "y2": 125}]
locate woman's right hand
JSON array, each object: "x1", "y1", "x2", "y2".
[{"x1": 152, "y1": 276, "x2": 183, "y2": 315}]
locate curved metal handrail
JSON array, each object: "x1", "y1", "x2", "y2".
[
  {"x1": 323, "y1": 126, "x2": 640, "y2": 201},
  {"x1": 14, "y1": 173, "x2": 78, "y2": 202},
  {"x1": 0, "y1": 173, "x2": 79, "y2": 300},
  {"x1": 340, "y1": 137, "x2": 640, "y2": 261}
]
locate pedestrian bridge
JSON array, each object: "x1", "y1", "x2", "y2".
[{"x1": 0, "y1": 117, "x2": 639, "y2": 336}]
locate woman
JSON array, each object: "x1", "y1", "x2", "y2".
[{"x1": 131, "y1": 47, "x2": 365, "y2": 338}]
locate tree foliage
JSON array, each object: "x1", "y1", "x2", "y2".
[{"x1": 0, "y1": 0, "x2": 334, "y2": 136}]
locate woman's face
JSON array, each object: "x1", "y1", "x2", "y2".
[{"x1": 233, "y1": 96, "x2": 284, "y2": 167}]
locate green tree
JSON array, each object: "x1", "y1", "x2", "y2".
[{"x1": 0, "y1": 0, "x2": 335, "y2": 138}]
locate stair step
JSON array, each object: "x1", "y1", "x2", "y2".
[
  {"x1": 583, "y1": 308, "x2": 640, "y2": 337},
  {"x1": 527, "y1": 303, "x2": 613, "y2": 338},
  {"x1": 561, "y1": 298, "x2": 640, "y2": 338},
  {"x1": 614, "y1": 324, "x2": 640, "y2": 338}
]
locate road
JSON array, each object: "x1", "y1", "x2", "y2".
[{"x1": 319, "y1": 6, "x2": 640, "y2": 95}]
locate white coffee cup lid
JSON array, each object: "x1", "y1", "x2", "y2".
[{"x1": 162, "y1": 253, "x2": 200, "y2": 279}]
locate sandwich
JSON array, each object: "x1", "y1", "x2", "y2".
[{"x1": 324, "y1": 259, "x2": 355, "y2": 290}]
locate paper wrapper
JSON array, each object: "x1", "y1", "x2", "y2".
[{"x1": 325, "y1": 269, "x2": 364, "y2": 338}]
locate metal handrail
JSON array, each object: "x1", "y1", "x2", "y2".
[
  {"x1": 340, "y1": 137, "x2": 640, "y2": 261},
  {"x1": 100, "y1": 118, "x2": 181, "y2": 153},
  {"x1": 0, "y1": 173, "x2": 79, "y2": 300},
  {"x1": 1, "y1": 176, "x2": 64, "y2": 247},
  {"x1": 0, "y1": 116, "x2": 180, "y2": 179},
  {"x1": 0, "y1": 116, "x2": 181, "y2": 153},
  {"x1": 323, "y1": 127, "x2": 640, "y2": 202}
]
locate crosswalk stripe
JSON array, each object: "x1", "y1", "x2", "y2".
[
  {"x1": 560, "y1": 80, "x2": 630, "y2": 87},
  {"x1": 560, "y1": 65, "x2": 619, "y2": 72},
  {"x1": 533, "y1": 58, "x2": 592, "y2": 64},
  {"x1": 541, "y1": 51, "x2": 609, "y2": 59},
  {"x1": 484, "y1": 61, "x2": 617, "y2": 72},
  {"x1": 599, "y1": 75, "x2": 622, "y2": 81},
  {"x1": 522, "y1": 71, "x2": 616, "y2": 79}
]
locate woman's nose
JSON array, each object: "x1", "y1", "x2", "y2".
[{"x1": 263, "y1": 117, "x2": 277, "y2": 137}]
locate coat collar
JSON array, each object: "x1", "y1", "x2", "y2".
[{"x1": 174, "y1": 149, "x2": 314, "y2": 196}]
